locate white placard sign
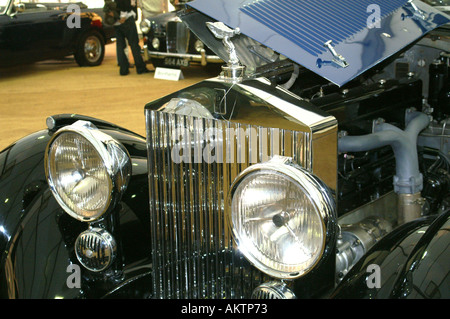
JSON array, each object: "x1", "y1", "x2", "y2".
[{"x1": 154, "y1": 67, "x2": 184, "y2": 81}]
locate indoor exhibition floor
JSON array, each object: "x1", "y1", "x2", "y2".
[{"x1": 0, "y1": 42, "x2": 216, "y2": 150}]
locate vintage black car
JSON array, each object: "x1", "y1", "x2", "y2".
[
  {"x1": 140, "y1": 0, "x2": 222, "y2": 68},
  {"x1": 0, "y1": 0, "x2": 449, "y2": 300},
  {"x1": 0, "y1": 0, "x2": 114, "y2": 67}
]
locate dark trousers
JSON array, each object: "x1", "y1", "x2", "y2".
[{"x1": 114, "y1": 17, "x2": 147, "y2": 74}]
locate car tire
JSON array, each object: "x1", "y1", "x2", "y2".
[{"x1": 74, "y1": 30, "x2": 105, "y2": 67}]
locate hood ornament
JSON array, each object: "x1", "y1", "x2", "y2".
[{"x1": 206, "y1": 21, "x2": 245, "y2": 83}]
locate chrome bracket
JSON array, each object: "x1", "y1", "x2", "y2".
[
  {"x1": 408, "y1": 0, "x2": 426, "y2": 20},
  {"x1": 324, "y1": 40, "x2": 349, "y2": 68}
]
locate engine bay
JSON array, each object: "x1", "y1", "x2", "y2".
[{"x1": 259, "y1": 33, "x2": 450, "y2": 220}]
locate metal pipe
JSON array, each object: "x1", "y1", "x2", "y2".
[
  {"x1": 338, "y1": 111, "x2": 430, "y2": 195},
  {"x1": 338, "y1": 111, "x2": 430, "y2": 225},
  {"x1": 281, "y1": 63, "x2": 300, "y2": 90},
  {"x1": 397, "y1": 192, "x2": 426, "y2": 225}
]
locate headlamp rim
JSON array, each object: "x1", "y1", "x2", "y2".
[
  {"x1": 44, "y1": 120, "x2": 131, "y2": 222},
  {"x1": 228, "y1": 156, "x2": 336, "y2": 279}
]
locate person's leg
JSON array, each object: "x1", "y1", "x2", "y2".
[
  {"x1": 114, "y1": 25, "x2": 130, "y2": 75},
  {"x1": 123, "y1": 17, "x2": 149, "y2": 73},
  {"x1": 125, "y1": 39, "x2": 133, "y2": 68}
]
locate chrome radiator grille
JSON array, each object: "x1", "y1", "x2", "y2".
[
  {"x1": 167, "y1": 21, "x2": 189, "y2": 54},
  {"x1": 146, "y1": 110, "x2": 312, "y2": 298}
]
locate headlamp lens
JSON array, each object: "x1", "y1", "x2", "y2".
[
  {"x1": 231, "y1": 166, "x2": 327, "y2": 278},
  {"x1": 47, "y1": 132, "x2": 112, "y2": 221}
]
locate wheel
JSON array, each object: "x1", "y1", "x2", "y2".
[{"x1": 74, "y1": 30, "x2": 105, "y2": 67}]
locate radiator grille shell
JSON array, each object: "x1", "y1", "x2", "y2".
[
  {"x1": 145, "y1": 78, "x2": 337, "y2": 299},
  {"x1": 167, "y1": 21, "x2": 189, "y2": 54},
  {"x1": 146, "y1": 111, "x2": 312, "y2": 298}
]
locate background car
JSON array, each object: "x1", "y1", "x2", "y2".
[
  {"x1": 140, "y1": 1, "x2": 222, "y2": 69},
  {"x1": 0, "y1": 0, "x2": 114, "y2": 67}
]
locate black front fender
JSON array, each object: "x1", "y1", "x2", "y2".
[
  {"x1": 0, "y1": 130, "x2": 51, "y2": 255},
  {"x1": 0, "y1": 116, "x2": 151, "y2": 299},
  {"x1": 331, "y1": 210, "x2": 450, "y2": 299}
]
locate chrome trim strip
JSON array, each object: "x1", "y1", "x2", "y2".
[{"x1": 148, "y1": 50, "x2": 223, "y2": 63}]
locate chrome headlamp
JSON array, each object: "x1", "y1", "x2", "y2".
[
  {"x1": 140, "y1": 19, "x2": 151, "y2": 34},
  {"x1": 229, "y1": 156, "x2": 336, "y2": 279},
  {"x1": 151, "y1": 37, "x2": 160, "y2": 50},
  {"x1": 45, "y1": 120, "x2": 131, "y2": 222}
]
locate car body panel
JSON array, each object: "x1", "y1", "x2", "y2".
[{"x1": 331, "y1": 210, "x2": 450, "y2": 299}]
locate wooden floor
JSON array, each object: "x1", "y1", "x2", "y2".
[{"x1": 0, "y1": 43, "x2": 215, "y2": 150}]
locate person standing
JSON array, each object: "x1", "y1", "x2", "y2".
[
  {"x1": 113, "y1": 0, "x2": 151, "y2": 75},
  {"x1": 139, "y1": 0, "x2": 168, "y2": 20}
]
